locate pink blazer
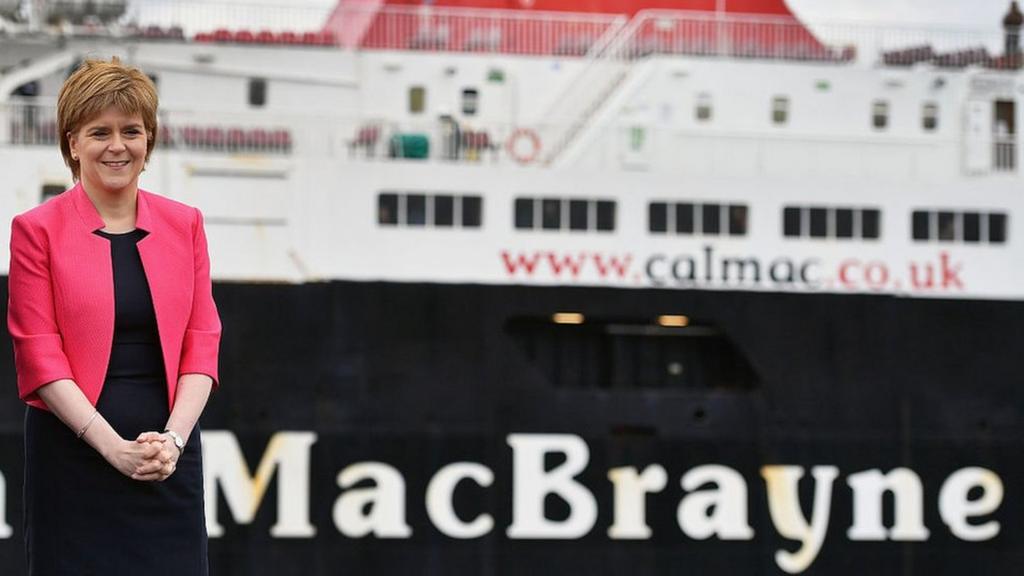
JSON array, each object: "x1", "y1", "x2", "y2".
[{"x1": 7, "y1": 182, "x2": 221, "y2": 411}]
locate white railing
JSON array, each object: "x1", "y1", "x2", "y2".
[
  {"x1": 3, "y1": 100, "x2": 1021, "y2": 178},
  {"x1": 3, "y1": 1, "x2": 1008, "y2": 66},
  {"x1": 620, "y1": 11, "x2": 849, "y2": 62},
  {"x1": 995, "y1": 135, "x2": 1017, "y2": 172},
  {"x1": 99, "y1": 2, "x2": 625, "y2": 55},
  {"x1": 536, "y1": 11, "x2": 683, "y2": 166},
  {"x1": 617, "y1": 11, "x2": 1003, "y2": 66},
  {"x1": 122, "y1": 0, "x2": 330, "y2": 37},
  {"x1": 327, "y1": 4, "x2": 625, "y2": 56},
  {"x1": 0, "y1": 100, "x2": 294, "y2": 155},
  {"x1": 0, "y1": 99, "x2": 579, "y2": 166},
  {"x1": 342, "y1": 118, "x2": 561, "y2": 166},
  {"x1": 2, "y1": 100, "x2": 58, "y2": 146}
]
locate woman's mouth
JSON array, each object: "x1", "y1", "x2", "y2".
[{"x1": 102, "y1": 160, "x2": 130, "y2": 168}]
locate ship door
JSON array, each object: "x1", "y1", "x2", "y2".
[
  {"x1": 994, "y1": 100, "x2": 1016, "y2": 171},
  {"x1": 964, "y1": 99, "x2": 993, "y2": 174},
  {"x1": 618, "y1": 118, "x2": 654, "y2": 170}
]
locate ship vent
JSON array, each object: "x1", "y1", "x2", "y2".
[{"x1": 506, "y1": 316, "x2": 758, "y2": 391}]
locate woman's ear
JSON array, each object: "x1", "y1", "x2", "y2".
[{"x1": 67, "y1": 131, "x2": 78, "y2": 159}]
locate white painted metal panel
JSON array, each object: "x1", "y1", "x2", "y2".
[{"x1": 964, "y1": 99, "x2": 993, "y2": 175}]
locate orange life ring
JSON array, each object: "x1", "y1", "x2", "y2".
[{"x1": 506, "y1": 128, "x2": 541, "y2": 164}]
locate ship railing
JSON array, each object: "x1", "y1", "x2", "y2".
[
  {"x1": 121, "y1": 0, "x2": 328, "y2": 38},
  {"x1": 114, "y1": 1, "x2": 1009, "y2": 64},
  {"x1": 327, "y1": 4, "x2": 626, "y2": 56},
  {"x1": 0, "y1": 0, "x2": 327, "y2": 39},
  {"x1": 342, "y1": 117, "x2": 560, "y2": 167},
  {"x1": 620, "y1": 10, "x2": 1002, "y2": 67},
  {"x1": 0, "y1": 99, "x2": 578, "y2": 167},
  {"x1": 4, "y1": 100, "x2": 1019, "y2": 175},
  {"x1": 1, "y1": 100, "x2": 59, "y2": 146},
  {"x1": 994, "y1": 134, "x2": 1017, "y2": 172},
  {"x1": 16, "y1": 1, "x2": 626, "y2": 56},
  {"x1": 4, "y1": 1, "x2": 1006, "y2": 66},
  {"x1": 0, "y1": 100, "x2": 295, "y2": 155}
]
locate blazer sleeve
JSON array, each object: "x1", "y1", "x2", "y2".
[
  {"x1": 7, "y1": 215, "x2": 75, "y2": 402},
  {"x1": 178, "y1": 208, "x2": 222, "y2": 386}
]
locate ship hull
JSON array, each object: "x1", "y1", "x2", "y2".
[{"x1": 0, "y1": 280, "x2": 1020, "y2": 574}]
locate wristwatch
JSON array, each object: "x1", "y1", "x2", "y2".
[{"x1": 163, "y1": 429, "x2": 185, "y2": 455}]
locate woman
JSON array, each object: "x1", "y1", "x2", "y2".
[{"x1": 7, "y1": 57, "x2": 220, "y2": 574}]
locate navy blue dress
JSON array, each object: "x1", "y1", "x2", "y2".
[{"x1": 24, "y1": 229, "x2": 207, "y2": 575}]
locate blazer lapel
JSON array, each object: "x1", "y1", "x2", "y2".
[
  {"x1": 68, "y1": 184, "x2": 115, "y2": 404},
  {"x1": 135, "y1": 191, "x2": 193, "y2": 404},
  {"x1": 136, "y1": 191, "x2": 173, "y2": 345}
]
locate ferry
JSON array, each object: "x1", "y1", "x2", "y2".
[{"x1": 1, "y1": 0, "x2": 1023, "y2": 573}]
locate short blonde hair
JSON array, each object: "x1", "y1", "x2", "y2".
[{"x1": 57, "y1": 57, "x2": 158, "y2": 180}]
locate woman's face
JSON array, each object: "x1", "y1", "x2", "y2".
[{"x1": 68, "y1": 107, "x2": 148, "y2": 197}]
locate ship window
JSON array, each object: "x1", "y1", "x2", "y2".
[
  {"x1": 836, "y1": 208, "x2": 854, "y2": 238},
  {"x1": 910, "y1": 209, "x2": 1006, "y2": 244},
  {"x1": 696, "y1": 93, "x2": 713, "y2": 122},
  {"x1": 248, "y1": 78, "x2": 267, "y2": 107},
  {"x1": 728, "y1": 205, "x2": 748, "y2": 236},
  {"x1": 462, "y1": 196, "x2": 482, "y2": 227},
  {"x1": 647, "y1": 202, "x2": 747, "y2": 236},
  {"x1": 676, "y1": 203, "x2": 694, "y2": 234},
  {"x1": 783, "y1": 207, "x2": 802, "y2": 237},
  {"x1": 989, "y1": 213, "x2": 1007, "y2": 243},
  {"x1": 963, "y1": 212, "x2": 981, "y2": 242},
  {"x1": 569, "y1": 200, "x2": 589, "y2": 231},
  {"x1": 937, "y1": 211, "x2": 956, "y2": 241},
  {"x1": 922, "y1": 102, "x2": 939, "y2": 131},
  {"x1": 435, "y1": 195, "x2": 454, "y2": 227},
  {"x1": 378, "y1": 193, "x2": 399, "y2": 225},
  {"x1": 409, "y1": 86, "x2": 426, "y2": 114},
  {"x1": 912, "y1": 210, "x2": 930, "y2": 241},
  {"x1": 13, "y1": 80, "x2": 40, "y2": 97},
  {"x1": 462, "y1": 88, "x2": 479, "y2": 116},
  {"x1": 515, "y1": 198, "x2": 534, "y2": 229},
  {"x1": 40, "y1": 184, "x2": 65, "y2": 204},
  {"x1": 772, "y1": 96, "x2": 789, "y2": 125},
  {"x1": 861, "y1": 209, "x2": 881, "y2": 239},
  {"x1": 517, "y1": 198, "x2": 615, "y2": 232},
  {"x1": 702, "y1": 204, "x2": 721, "y2": 235},
  {"x1": 379, "y1": 192, "x2": 481, "y2": 229},
  {"x1": 407, "y1": 194, "x2": 427, "y2": 226},
  {"x1": 809, "y1": 207, "x2": 828, "y2": 238},
  {"x1": 649, "y1": 202, "x2": 668, "y2": 233},
  {"x1": 542, "y1": 198, "x2": 561, "y2": 230},
  {"x1": 785, "y1": 206, "x2": 881, "y2": 240},
  {"x1": 872, "y1": 100, "x2": 889, "y2": 129},
  {"x1": 596, "y1": 201, "x2": 616, "y2": 232}
]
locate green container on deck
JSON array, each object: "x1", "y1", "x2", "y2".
[{"x1": 388, "y1": 133, "x2": 430, "y2": 159}]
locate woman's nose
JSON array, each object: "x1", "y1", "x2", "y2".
[{"x1": 108, "y1": 133, "x2": 126, "y2": 151}]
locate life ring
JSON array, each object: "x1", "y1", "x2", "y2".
[{"x1": 506, "y1": 128, "x2": 541, "y2": 164}]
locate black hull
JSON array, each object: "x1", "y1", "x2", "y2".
[{"x1": 0, "y1": 281, "x2": 1021, "y2": 575}]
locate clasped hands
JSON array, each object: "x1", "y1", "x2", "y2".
[{"x1": 110, "y1": 431, "x2": 180, "y2": 482}]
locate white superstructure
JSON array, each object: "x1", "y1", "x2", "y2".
[{"x1": 1, "y1": 1, "x2": 1023, "y2": 299}]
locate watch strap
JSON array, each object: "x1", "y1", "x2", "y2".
[{"x1": 163, "y1": 429, "x2": 185, "y2": 455}]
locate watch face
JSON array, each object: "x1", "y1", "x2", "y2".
[{"x1": 165, "y1": 431, "x2": 184, "y2": 449}]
